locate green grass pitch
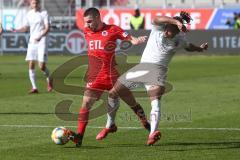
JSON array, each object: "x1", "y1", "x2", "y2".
[{"x1": 0, "y1": 55, "x2": 240, "y2": 160}]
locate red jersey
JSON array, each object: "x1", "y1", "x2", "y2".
[{"x1": 83, "y1": 23, "x2": 131, "y2": 90}]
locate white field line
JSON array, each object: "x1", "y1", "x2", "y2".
[{"x1": 0, "y1": 124, "x2": 240, "y2": 131}]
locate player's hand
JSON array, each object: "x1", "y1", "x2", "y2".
[
  {"x1": 35, "y1": 36, "x2": 42, "y2": 42},
  {"x1": 8, "y1": 28, "x2": 16, "y2": 32},
  {"x1": 200, "y1": 43, "x2": 208, "y2": 50},
  {"x1": 131, "y1": 36, "x2": 147, "y2": 45}
]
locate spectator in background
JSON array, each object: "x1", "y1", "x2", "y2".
[
  {"x1": 234, "y1": 14, "x2": 240, "y2": 29},
  {"x1": 226, "y1": 12, "x2": 240, "y2": 29},
  {"x1": 111, "y1": 0, "x2": 129, "y2": 6},
  {"x1": 130, "y1": 8, "x2": 145, "y2": 30}
]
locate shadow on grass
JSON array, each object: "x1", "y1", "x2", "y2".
[
  {"x1": 100, "y1": 141, "x2": 240, "y2": 151},
  {"x1": 64, "y1": 146, "x2": 104, "y2": 149},
  {"x1": 155, "y1": 141, "x2": 240, "y2": 151}
]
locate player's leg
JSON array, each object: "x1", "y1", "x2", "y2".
[
  {"x1": 110, "y1": 80, "x2": 150, "y2": 131},
  {"x1": 38, "y1": 62, "x2": 52, "y2": 91},
  {"x1": 26, "y1": 43, "x2": 38, "y2": 93},
  {"x1": 96, "y1": 96, "x2": 119, "y2": 140},
  {"x1": 145, "y1": 85, "x2": 165, "y2": 146},
  {"x1": 69, "y1": 88, "x2": 102, "y2": 147},
  {"x1": 28, "y1": 60, "x2": 38, "y2": 93},
  {"x1": 38, "y1": 44, "x2": 52, "y2": 92}
]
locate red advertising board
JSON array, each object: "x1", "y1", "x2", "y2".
[{"x1": 76, "y1": 8, "x2": 214, "y2": 30}]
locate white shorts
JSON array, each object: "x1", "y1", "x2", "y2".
[
  {"x1": 118, "y1": 63, "x2": 168, "y2": 91},
  {"x1": 25, "y1": 42, "x2": 48, "y2": 62}
]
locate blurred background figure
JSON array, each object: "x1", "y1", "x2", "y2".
[
  {"x1": 111, "y1": 0, "x2": 129, "y2": 6},
  {"x1": 0, "y1": 22, "x2": 2, "y2": 35},
  {"x1": 234, "y1": 13, "x2": 240, "y2": 29},
  {"x1": 226, "y1": 12, "x2": 240, "y2": 29},
  {"x1": 130, "y1": 8, "x2": 145, "y2": 30}
]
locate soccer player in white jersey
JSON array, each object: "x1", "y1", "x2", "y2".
[
  {"x1": 97, "y1": 11, "x2": 208, "y2": 145},
  {"x1": 14, "y1": 0, "x2": 52, "y2": 93}
]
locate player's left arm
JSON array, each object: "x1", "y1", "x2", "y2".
[
  {"x1": 130, "y1": 36, "x2": 147, "y2": 45},
  {"x1": 185, "y1": 43, "x2": 208, "y2": 52},
  {"x1": 35, "y1": 23, "x2": 50, "y2": 41},
  {"x1": 35, "y1": 11, "x2": 50, "y2": 42},
  {"x1": 115, "y1": 25, "x2": 147, "y2": 45}
]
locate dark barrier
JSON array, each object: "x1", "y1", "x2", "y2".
[{"x1": 1, "y1": 30, "x2": 240, "y2": 55}]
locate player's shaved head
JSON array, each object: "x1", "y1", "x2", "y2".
[
  {"x1": 31, "y1": 0, "x2": 41, "y2": 10},
  {"x1": 84, "y1": 8, "x2": 100, "y2": 18},
  {"x1": 83, "y1": 7, "x2": 103, "y2": 32}
]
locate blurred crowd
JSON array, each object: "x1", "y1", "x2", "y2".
[
  {"x1": 79, "y1": 0, "x2": 129, "y2": 7},
  {"x1": 2, "y1": 0, "x2": 129, "y2": 8}
]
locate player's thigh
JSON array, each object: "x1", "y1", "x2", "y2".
[
  {"x1": 82, "y1": 88, "x2": 103, "y2": 108},
  {"x1": 37, "y1": 43, "x2": 48, "y2": 63},
  {"x1": 26, "y1": 43, "x2": 38, "y2": 61},
  {"x1": 145, "y1": 85, "x2": 165, "y2": 100}
]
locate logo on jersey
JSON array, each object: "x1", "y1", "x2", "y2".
[
  {"x1": 122, "y1": 32, "x2": 128, "y2": 38},
  {"x1": 102, "y1": 31, "x2": 108, "y2": 36},
  {"x1": 66, "y1": 30, "x2": 86, "y2": 54}
]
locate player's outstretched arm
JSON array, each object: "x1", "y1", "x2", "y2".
[
  {"x1": 153, "y1": 16, "x2": 185, "y2": 32},
  {"x1": 130, "y1": 36, "x2": 147, "y2": 45},
  {"x1": 13, "y1": 26, "x2": 29, "y2": 33},
  {"x1": 185, "y1": 43, "x2": 208, "y2": 52}
]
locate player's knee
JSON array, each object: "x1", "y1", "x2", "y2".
[
  {"x1": 82, "y1": 97, "x2": 95, "y2": 109},
  {"x1": 40, "y1": 65, "x2": 46, "y2": 71},
  {"x1": 150, "y1": 95, "x2": 162, "y2": 101},
  {"x1": 109, "y1": 89, "x2": 118, "y2": 99}
]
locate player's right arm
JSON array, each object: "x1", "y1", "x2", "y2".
[
  {"x1": 12, "y1": 12, "x2": 30, "y2": 33},
  {"x1": 153, "y1": 16, "x2": 185, "y2": 32},
  {"x1": 14, "y1": 26, "x2": 29, "y2": 32}
]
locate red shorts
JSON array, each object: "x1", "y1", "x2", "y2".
[{"x1": 86, "y1": 74, "x2": 118, "y2": 91}]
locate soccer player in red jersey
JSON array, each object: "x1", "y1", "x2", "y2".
[{"x1": 67, "y1": 7, "x2": 149, "y2": 147}]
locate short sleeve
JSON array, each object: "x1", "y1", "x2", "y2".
[
  {"x1": 114, "y1": 25, "x2": 131, "y2": 40},
  {"x1": 24, "y1": 12, "x2": 30, "y2": 27},
  {"x1": 42, "y1": 10, "x2": 50, "y2": 25}
]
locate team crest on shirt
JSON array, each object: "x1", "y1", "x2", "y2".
[
  {"x1": 122, "y1": 32, "x2": 128, "y2": 38},
  {"x1": 102, "y1": 31, "x2": 108, "y2": 36}
]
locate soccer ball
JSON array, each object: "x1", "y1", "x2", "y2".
[{"x1": 51, "y1": 127, "x2": 69, "y2": 145}]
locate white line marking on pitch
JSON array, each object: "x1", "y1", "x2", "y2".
[{"x1": 0, "y1": 125, "x2": 240, "y2": 131}]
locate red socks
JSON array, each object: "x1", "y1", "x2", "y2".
[{"x1": 77, "y1": 107, "x2": 89, "y2": 135}]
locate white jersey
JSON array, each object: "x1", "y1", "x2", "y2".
[
  {"x1": 24, "y1": 9, "x2": 49, "y2": 43},
  {"x1": 140, "y1": 24, "x2": 189, "y2": 68}
]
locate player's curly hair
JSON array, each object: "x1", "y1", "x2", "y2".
[{"x1": 174, "y1": 11, "x2": 192, "y2": 24}]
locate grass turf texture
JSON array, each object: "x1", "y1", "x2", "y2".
[{"x1": 0, "y1": 55, "x2": 240, "y2": 159}]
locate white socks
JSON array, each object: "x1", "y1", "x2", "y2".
[
  {"x1": 150, "y1": 99, "x2": 161, "y2": 134},
  {"x1": 106, "y1": 97, "x2": 120, "y2": 128},
  {"x1": 29, "y1": 69, "x2": 37, "y2": 89}
]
